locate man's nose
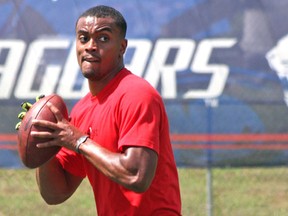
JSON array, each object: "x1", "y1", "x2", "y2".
[{"x1": 86, "y1": 39, "x2": 97, "y2": 51}]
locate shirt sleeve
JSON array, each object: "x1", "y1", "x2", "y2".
[
  {"x1": 54, "y1": 102, "x2": 87, "y2": 178},
  {"x1": 56, "y1": 147, "x2": 86, "y2": 178},
  {"x1": 117, "y1": 87, "x2": 163, "y2": 154}
]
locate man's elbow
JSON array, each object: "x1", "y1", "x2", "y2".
[
  {"x1": 128, "y1": 174, "x2": 153, "y2": 193},
  {"x1": 40, "y1": 192, "x2": 71, "y2": 205}
]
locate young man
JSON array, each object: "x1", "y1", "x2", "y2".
[{"x1": 31, "y1": 5, "x2": 181, "y2": 215}]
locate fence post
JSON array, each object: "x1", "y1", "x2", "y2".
[{"x1": 205, "y1": 99, "x2": 216, "y2": 216}]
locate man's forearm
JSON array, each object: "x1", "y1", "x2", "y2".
[{"x1": 36, "y1": 157, "x2": 82, "y2": 205}]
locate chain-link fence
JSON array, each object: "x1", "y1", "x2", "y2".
[
  {"x1": 1, "y1": 1, "x2": 288, "y2": 215},
  {"x1": 1, "y1": 166, "x2": 288, "y2": 215}
]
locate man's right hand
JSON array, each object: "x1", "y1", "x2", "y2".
[{"x1": 15, "y1": 95, "x2": 45, "y2": 130}]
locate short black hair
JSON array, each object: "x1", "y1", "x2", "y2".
[{"x1": 76, "y1": 5, "x2": 127, "y2": 38}]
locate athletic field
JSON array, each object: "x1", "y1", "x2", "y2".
[{"x1": 1, "y1": 167, "x2": 288, "y2": 215}]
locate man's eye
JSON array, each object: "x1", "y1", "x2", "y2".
[
  {"x1": 79, "y1": 35, "x2": 88, "y2": 43},
  {"x1": 99, "y1": 36, "x2": 109, "y2": 42}
]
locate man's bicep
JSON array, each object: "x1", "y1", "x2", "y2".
[
  {"x1": 64, "y1": 169, "x2": 84, "y2": 192},
  {"x1": 121, "y1": 146, "x2": 158, "y2": 192},
  {"x1": 36, "y1": 157, "x2": 84, "y2": 204}
]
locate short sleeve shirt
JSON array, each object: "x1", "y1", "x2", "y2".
[{"x1": 56, "y1": 68, "x2": 181, "y2": 215}]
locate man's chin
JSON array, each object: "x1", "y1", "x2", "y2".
[
  {"x1": 82, "y1": 71, "x2": 100, "y2": 81},
  {"x1": 82, "y1": 70, "x2": 94, "y2": 78}
]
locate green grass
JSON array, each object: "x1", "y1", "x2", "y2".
[{"x1": 1, "y1": 167, "x2": 288, "y2": 215}]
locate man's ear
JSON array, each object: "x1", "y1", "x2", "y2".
[{"x1": 120, "y1": 39, "x2": 128, "y2": 56}]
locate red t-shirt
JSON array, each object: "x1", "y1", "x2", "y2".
[{"x1": 56, "y1": 68, "x2": 181, "y2": 215}]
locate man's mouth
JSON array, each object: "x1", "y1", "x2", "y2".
[{"x1": 82, "y1": 56, "x2": 100, "y2": 63}]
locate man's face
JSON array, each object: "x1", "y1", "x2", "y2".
[{"x1": 76, "y1": 16, "x2": 127, "y2": 81}]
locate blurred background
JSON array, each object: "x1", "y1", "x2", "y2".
[{"x1": 1, "y1": 0, "x2": 288, "y2": 215}]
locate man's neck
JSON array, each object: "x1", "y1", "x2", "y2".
[{"x1": 88, "y1": 65, "x2": 124, "y2": 96}]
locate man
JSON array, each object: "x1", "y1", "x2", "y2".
[{"x1": 30, "y1": 5, "x2": 181, "y2": 215}]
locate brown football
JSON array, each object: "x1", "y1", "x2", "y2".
[{"x1": 17, "y1": 94, "x2": 68, "y2": 168}]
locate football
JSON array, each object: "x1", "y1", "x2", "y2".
[{"x1": 17, "y1": 94, "x2": 68, "y2": 168}]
